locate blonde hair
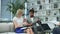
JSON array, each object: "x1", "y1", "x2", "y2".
[{"x1": 15, "y1": 9, "x2": 23, "y2": 17}]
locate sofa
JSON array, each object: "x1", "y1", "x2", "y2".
[
  {"x1": 0, "y1": 22, "x2": 56, "y2": 34},
  {"x1": 0, "y1": 23, "x2": 26, "y2": 34}
]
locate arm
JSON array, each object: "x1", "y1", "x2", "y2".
[
  {"x1": 36, "y1": 17, "x2": 42, "y2": 25},
  {"x1": 13, "y1": 20, "x2": 18, "y2": 28},
  {"x1": 37, "y1": 20, "x2": 42, "y2": 25},
  {"x1": 23, "y1": 21, "x2": 32, "y2": 27},
  {"x1": 26, "y1": 20, "x2": 33, "y2": 26}
]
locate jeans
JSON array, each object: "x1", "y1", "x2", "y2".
[{"x1": 53, "y1": 27, "x2": 60, "y2": 34}]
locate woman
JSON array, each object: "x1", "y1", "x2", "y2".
[{"x1": 13, "y1": 9, "x2": 34, "y2": 34}]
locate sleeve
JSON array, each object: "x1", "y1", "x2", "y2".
[
  {"x1": 37, "y1": 17, "x2": 42, "y2": 25},
  {"x1": 13, "y1": 17, "x2": 16, "y2": 21},
  {"x1": 26, "y1": 18, "x2": 31, "y2": 24}
]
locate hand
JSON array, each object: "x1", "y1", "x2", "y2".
[
  {"x1": 37, "y1": 19, "x2": 40, "y2": 23},
  {"x1": 56, "y1": 22, "x2": 60, "y2": 26},
  {"x1": 23, "y1": 22, "x2": 28, "y2": 25},
  {"x1": 23, "y1": 19, "x2": 28, "y2": 25},
  {"x1": 27, "y1": 23, "x2": 32, "y2": 26}
]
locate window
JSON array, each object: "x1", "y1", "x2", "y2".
[
  {"x1": 45, "y1": 17, "x2": 48, "y2": 21},
  {"x1": 54, "y1": 3, "x2": 58, "y2": 8},
  {"x1": 32, "y1": 3, "x2": 33, "y2": 5},
  {"x1": 42, "y1": 0, "x2": 45, "y2": 3},
  {"x1": 48, "y1": 10, "x2": 51, "y2": 15},
  {"x1": 39, "y1": 5, "x2": 42, "y2": 9},
  {"x1": 54, "y1": 13, "x2": 56, "y2": 15},
  {"x1": 46, "y1": 10, "x2": 51, "y2": 16},
  {"x1": 59, "y1": 9, "x2": 60, "y2": 13},
  {"x1": 57, "y1": 17, "x2": 60, "y2": 21},
  {"x1": 57, "y1": 0, "x2": 60, "y2": 2},
  {"x1": 37, "y1": 1, "x2": 40, "y2": 4},
  {"x1": 49, "y1": 0, "x2": 53, "y2": 3},
  {"x1": 49, "y1": 0, "x2": 51, "y2": 3},
  {"x1": 0, "y1": 0, "x2": 25, "y2": 22},
  {"x1": 0, "y1": 0, "x2": 13, "y2": 22},
  {"x1": 35, "y1": 11, "x2": 37, "y2": 13}
]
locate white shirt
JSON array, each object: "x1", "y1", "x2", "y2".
[
  {"x1": 30, "y1": 18, "x2": 34, "y2": 23},
  {"x1": 13, "y1": 16, "x2": 23, "y2": 27},
  {"x1": 30, "y1": 17, "x2": 39, "y2": 26}
]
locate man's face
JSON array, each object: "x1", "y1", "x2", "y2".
[{"x1": 29, "y1": 12, "x2": 34, "y2": 17}]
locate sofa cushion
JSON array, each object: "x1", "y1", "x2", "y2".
[
  {"x1": 8, "y1": 23, "x2": 15, "y2": 32},
  {"x1": 0, "y1": 23, "x2": 10, "y2": 33}
]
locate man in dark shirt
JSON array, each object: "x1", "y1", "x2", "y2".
[
  {"x1": 26, "y1": 8, "x2": 42, "y2": 34},
  {"x1": 53, "y1": 22, "x2": 60, "y2": 34}
]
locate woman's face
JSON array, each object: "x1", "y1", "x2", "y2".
[{"x1": 17, "y1": 12, "x2": 23, "y2": 17}]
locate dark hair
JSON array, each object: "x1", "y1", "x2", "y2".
[{"x1": 29, "y1": 8, "x2": 34, "y2": 13}]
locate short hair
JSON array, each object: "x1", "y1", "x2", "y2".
[
  {"x1": 29, "y1": 8, "x2": 34, "y2": 13},
  {"x1": 16, "y1": 9, "x2": 23, "y2": 16}
]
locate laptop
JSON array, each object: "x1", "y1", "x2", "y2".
[{"x1": 41, "y1": 24, "x2": 51, "y2": 30}]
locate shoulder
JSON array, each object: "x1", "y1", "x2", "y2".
[
  {"x1": 34, "y1": 16, "x2": 41, "y2": 20},
  {"x1": 13, "y1": 17, "x2": 17, "y2": 21}
]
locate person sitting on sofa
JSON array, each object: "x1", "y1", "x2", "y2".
[
  {"x1": 53, "y1": 22, "x2": 60, "y2": 34},
  {"x1": 26, "y1": 8, "x2": 42, "y2": 34},
  {"x1": 13, "y1": 9, "x2": 34, "y2": 34}
]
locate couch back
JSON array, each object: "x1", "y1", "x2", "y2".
[{"x1": 0, "y1": 23, "x2": 14, "y2": 33}]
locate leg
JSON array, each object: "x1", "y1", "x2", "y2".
[
  {"x1": 26, "y1": 29, "x2": 30, "y2": 34},
  {"x1": 33, "y1": 26, "x2": 38, "y2": 34},
  {"x1": 53, "y1": 27, "x2": 60, "y2": 34},
  {"x1": 28, "y1": 27, "x2": 34, "y2": 34},
  {"x1": 26, "y1": 27, "x2": 34, "y2": 34}
]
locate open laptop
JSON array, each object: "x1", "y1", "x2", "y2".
[{"x1": 41, "y1": 24, "x2": 51, "y2": 30}]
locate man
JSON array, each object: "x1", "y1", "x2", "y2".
[
  {"x1": 26, "y1": 8, "x2": 42, "y2": 34},
  {"x1": 53, "y1": 22, "x2": 60, "y2": 34}
]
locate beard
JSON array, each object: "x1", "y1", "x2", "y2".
[{"x1": 30, "y1": 15, "x2": 34, "y2": 18}]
